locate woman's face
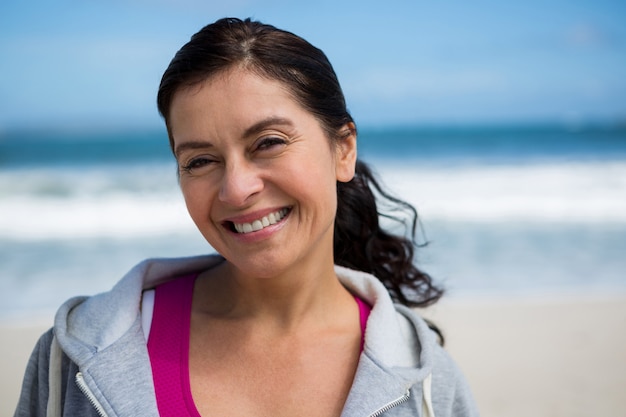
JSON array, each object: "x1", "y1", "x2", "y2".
[{"x1": 169, "y1": 68, "x2": 356, "y2": 278}]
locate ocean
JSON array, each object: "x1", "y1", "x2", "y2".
[{"x1": 1, "y1": 124, "x2": 625, "y2": 319}]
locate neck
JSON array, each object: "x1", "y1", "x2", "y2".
[{"x1": 194, "y1": 257, "x2": 353, "y2": 331}]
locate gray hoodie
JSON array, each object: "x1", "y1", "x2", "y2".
[{"x1": 14, "y1": 255, "x2": 479, "y2": 417}]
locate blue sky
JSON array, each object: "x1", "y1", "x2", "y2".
[{"x1": 1, "y1": 0, "x2": 625, "y2": 129}]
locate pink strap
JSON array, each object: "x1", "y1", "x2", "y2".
[
  {"x1": 355, "y1": 295, "x2": 371, "y2": 352},
  {"x1": 147, "y1": 274, "x2": 200, "y2": 417}
]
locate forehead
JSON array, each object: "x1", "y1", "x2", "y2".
[
  {"x1": 175, "y1": 68, "x2": 297, "y2": 109},
  {"x1": 168, "y1": 68, "x2": 322, "y2": 143},
  {"x1": 172, "y1": 70, "x2": 295, "y2": 119}
]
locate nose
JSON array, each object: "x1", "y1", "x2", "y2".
[{"x1": 218, "y1": 158, "x2": 264, "y2": 207}]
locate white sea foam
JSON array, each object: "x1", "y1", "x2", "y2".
[
  {"x1": 376, "y1": 160, "x2": 626, "y2": 223},
  {"x1": 0, "y1": 164, "x2": 197, "y2": 241},
  {"x1": 0, "y1": 194, "x2": 197, "y2": 240},
  {"x1": 1, "y1": 160, "x2": 625, "y2": 242}
]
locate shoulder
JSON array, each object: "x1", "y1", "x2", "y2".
[
  {"x1": 14, "y1": 328, "x2": 86, "y2": 417},
  {"x1": 430, "y1": 346, "x2": 479, "y2": 416}
]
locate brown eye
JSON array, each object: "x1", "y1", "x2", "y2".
[
  {"x1": 181, "y1": 156, "x2": 216, "y2": 172},
  {"x1": 256, "y1": 137, "x2": 287, "y2": 151}
]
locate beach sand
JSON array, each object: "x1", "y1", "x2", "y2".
[
  {"x1": 421, "y1": 294, "x2": 626, "y2": 417},
  {"x1": 2, "y1": 295, "x2": 625, "y2": 417}
]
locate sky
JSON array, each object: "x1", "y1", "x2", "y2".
[{"x1": 1, "y1": 0, "x2": 625, "y2": 130}]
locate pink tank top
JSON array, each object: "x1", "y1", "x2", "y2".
[{"x1": 147, "y1": 274, "x2": 371, "y2": 417}]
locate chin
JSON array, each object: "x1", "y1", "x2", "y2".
[{"x1": 221, "y1": 252, "x2": 294, "y2": 280}]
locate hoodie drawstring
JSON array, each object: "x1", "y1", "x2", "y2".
[
  {"x1": 422, "y1": 373, "x2": 435, "y2": 417},
  {"x1": 46, "y1": 334, "x2": 63, "y2": 417}
]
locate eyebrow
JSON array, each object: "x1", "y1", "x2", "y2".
[
  {"x1": 173, "y1": 141, "x2": 214, "y2": 158},
  {"x1": 243, "y1": 116, "x2": 295, "y2": 138},
  {"x1": 173, "y1": 116, "x2": 295, "y2": 157}
]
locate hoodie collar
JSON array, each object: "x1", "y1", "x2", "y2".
[
  {"x1": 55, "y1": 256, "x2": 435, "y2": 373},
  {"x1": 336, "y1": 265, "x2": 435, "y2": 373},
  {"x1": 54, "y1": 255, "x2": 435, "y2": 417},
  {"x1": 55, "y1": 255, "x2": 223, "y2": 364}
]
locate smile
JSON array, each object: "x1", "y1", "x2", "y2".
[{"x1": 232, "y1": 208, "x2": 290, "y2": 234}]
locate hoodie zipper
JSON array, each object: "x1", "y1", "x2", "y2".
[
  {"x1": 75, "y1": 372, "x2": 110, "y2": 417},
  {"x1": 367, "y1": 388, "x2": 411, "y2": 417}
]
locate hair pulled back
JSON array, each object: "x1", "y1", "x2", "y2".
[{"x1": 157, "y1": 17, "x2": 443, "y2": 308}]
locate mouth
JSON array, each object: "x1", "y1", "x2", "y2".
[{"x1": 228, "y1": 207, "x2": 291, "y2": 234}]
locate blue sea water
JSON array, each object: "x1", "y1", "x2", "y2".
[{"x1": 1, "y1": 124, "x2": 625, "y2": 319}]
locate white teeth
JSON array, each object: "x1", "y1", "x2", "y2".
[
  {"x1": 252, "y1": 220, "x2": 263, "y2": 231},
  {"x1": 233, "y1": 208, "x2": 289, "y2": 234}
]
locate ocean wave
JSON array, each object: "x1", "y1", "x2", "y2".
[
  {"x1": 1, "y1": 160, "x2": 626, "y2": 241},
  {"x1": 376, "y1": 160, "x2": 626, "y2": 223}
]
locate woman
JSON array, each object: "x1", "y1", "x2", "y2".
[{"x1": 15, "y1": 18, "x2": 478, "y2": 417}]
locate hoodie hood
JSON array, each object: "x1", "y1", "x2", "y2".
[
  {"x1": 47, "y1": 255, "x2": 465, "y2": 417},
  {"x1": 54, "y1": 255, "x2": 224, "y2": 365},
  {"x1": 336, "y1": 265, "x2": 435, "y2": 372},
  {"x1": 55, "y1": 256, "x2": 434, "y2": 378}
]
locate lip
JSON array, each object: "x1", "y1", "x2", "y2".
[{"x1": 221, "y1": 206, "x2": 292, "y2": 235}]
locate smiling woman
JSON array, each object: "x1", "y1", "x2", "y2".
[
  {"x1": 169, "y1": 68, "x2": 357, "y2": 282},
  {"x1": 14, "y1": 18, "x2": 478, "y2": 417}
]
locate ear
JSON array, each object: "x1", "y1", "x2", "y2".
[{"x1": 335, "y1": 122, "x2": 357, "y2": 182}]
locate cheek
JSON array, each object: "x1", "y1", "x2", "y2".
[
  {"x1": 280, "y1": 155, "x2": 338, "y2": 209},
  {"x1": 180, "y1": 180, "x2": 213, "y2": 223}
]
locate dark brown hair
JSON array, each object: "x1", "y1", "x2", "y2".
[{"x1": 157, "y1": 17, "x2": 443, "y2": 309}]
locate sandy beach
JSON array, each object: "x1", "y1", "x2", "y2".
[{"x1": 2, "y1": 294, "x2": 625, "y2": 417}]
